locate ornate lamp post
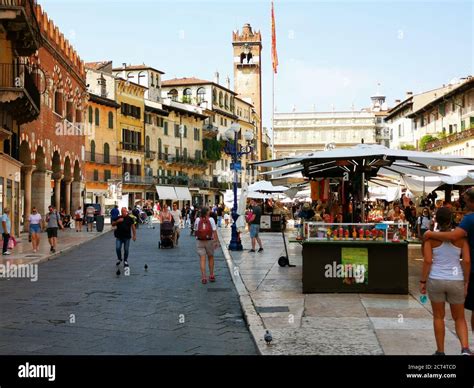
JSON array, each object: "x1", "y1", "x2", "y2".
[{"x1": 223, "y1": 123, "x2": 254, "y2": 251}]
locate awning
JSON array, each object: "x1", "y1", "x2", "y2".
[
  {"x1": 174, "y1": 186, "x2": 192, "y2": 201},
  {"x1": 156, "y1": 185, "x2": 178, "y2": 200}
]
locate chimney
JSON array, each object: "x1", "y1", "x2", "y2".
[
  {"x1": 225, "y1": 76, "x2": 230, "y2": 90},
  {"x1": 406, "y1": 91, "x2": 413, "y2": 98},
  {"x1": 395, "y1": 99, "x2": 401, "y2": 104},
  {"x1": 122, "y1": 63, "x2": 127, "y2": 80},
  {"x1": 214, "y1": 71, "x2": 220, "y2": 85},
  {"x1": 98, "y1": 74, "x2": 107, "y2": 98}
]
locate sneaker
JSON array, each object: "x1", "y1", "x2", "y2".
[
  {"x1": 249, "y1": 249, "x2": 256, "y2": 253},
  {"x1": 461, "y1": 348, "x2": 472, "y2": 356},
  {"x1": 2, "y1": 251, "x2": 11, "y2": 256},
  {"x1": 258, "y1": 248, "x2": 264, "y2": 253},
  {"x1": 433, "y1": 351, "x2": 445, "y2": 356},
  {"x1": 124, "y1": 261, "x2": 129, "y2": 268},
  {"x1": 116, "y1": 259, "x2": 122, "y2": 266},
  {"x1": 50, "y1": 246, "x2": 54, "y2": 252},
  {"x1": 51, "y1": 248, "x2": 56, "y2": 253}
]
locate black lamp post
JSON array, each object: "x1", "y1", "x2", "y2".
[{"x1": 223, "y1": 123, "x2": 254, "y2": 251}]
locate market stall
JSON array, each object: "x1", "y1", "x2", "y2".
[{"x1": 253, "y1": 144, "x2": 474, "y2": 294}]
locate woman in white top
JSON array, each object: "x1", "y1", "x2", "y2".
[
  {"x1": 421, "y1": 207, "x2": 471, "y2": 355},
  {"x1": 74, "y1": 206, "x2": 83, "y2": 232},
  {"x1": 27, "y1": 207, "x2": 42, "y2": 253}
]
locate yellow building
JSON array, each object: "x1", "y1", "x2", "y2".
[
  {"x1": 84, "y1": 63, "x2": 121, "y2": 210},
  {"x1": 0, "y1": 0, "x2": 42, "y2": 234},
  {"x1": 115, "y1": 77, "x2": 147, "y2": 208}
]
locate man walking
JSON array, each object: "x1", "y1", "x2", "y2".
[
  {"x1": 248, "y1": 199, "x2": 263, "y2": 253},
  {"x1": 110, "y1": 205, "x2": 120, "y2": 222},
  {"x1": 171, "y1": 203, "x2": 182, "y2": 246},
  {"x1": 1, "y1": 208, "x2": 12, "y2": 256},
  {"x1": 45, "y1": 205, "x2": 63, "y2": 253},
  {"x1": 112, "y1": 207, "x2": 136, "y2": 269},
  {"x1": 216, "y1": 204, "x2": 224, "y2": 228}
]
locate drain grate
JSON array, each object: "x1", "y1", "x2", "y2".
[
  {"x1": 207, "y1": 288, "x2": 231, "y2": 292},
  {"x1": 25, "y1": 255, "x2": 42, "y2": 258},
  {"x1": 256, "y1": 306, "x2": 290, "y2": 313}
]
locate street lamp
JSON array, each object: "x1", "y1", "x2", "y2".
[{"x1": 223, "y1": 123, "x2": 254, "y2": 251}]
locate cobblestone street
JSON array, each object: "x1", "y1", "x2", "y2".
[{"x1": 0, "y1": 225, "x2": 257, "y2": 355}]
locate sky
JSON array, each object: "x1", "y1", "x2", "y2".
[{"x1": 39, "y1": 0, "x2": 473, "y2": 130}]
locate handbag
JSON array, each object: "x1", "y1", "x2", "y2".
[{"x1": 8, "y1": 236, "x2": 17, "y2": 250}]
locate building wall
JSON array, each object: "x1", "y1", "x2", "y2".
[
  {"x1": 274, "y1": 111, "x2": 377, "y2": 158},
  {"x1": 20, "y1": 5, "x2": 87, "y2": 215},
  {"x1": 414, "y1": 86, "x2": 474, "y2": 150},
  {"x1": 84, "y1": 99, "x2": 120, "y2": 206}
]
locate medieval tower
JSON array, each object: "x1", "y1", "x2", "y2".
[{"x1": 232, "y1": 23, "x2": 263, "y2": 159}]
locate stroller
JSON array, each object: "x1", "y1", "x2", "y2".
[{"x1": 158, "y1": 221, "x2": 175, "y2": 249}]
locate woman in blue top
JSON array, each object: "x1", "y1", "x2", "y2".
[{"x1": 421, "y1": 207, "x2": 471, "y2": 355}]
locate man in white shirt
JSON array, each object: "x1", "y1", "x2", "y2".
[{"x1": 171, "y1": 203, "x2": 182, "y2": 246}]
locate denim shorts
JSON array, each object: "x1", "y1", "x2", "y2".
[
  {"x1": 250, "y1": 224, "x2": 260, "y2": 238},
  {"x1": 30, "y1": 224, "x2": 41, "y2": 234}
]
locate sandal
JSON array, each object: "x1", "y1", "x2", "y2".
[
  {"x1": 201, "y1": 277, "x2": 207, "y2": 284},
  {"x1": 209, "y1": 275, "x2": 216, "y2": 282}
]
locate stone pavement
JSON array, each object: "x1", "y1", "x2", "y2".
[
  {"x1": 218, "y1": 227, "x2": 473, "y2": 355},
  {"x1": 0, "y1": 223, "x2": 257, "y2": 355},
  {"x1": 0, "y1": 222, "x2": 112, "y2": 266}
]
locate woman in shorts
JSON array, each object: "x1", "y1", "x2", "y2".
[
  {"x1": 420, "y1": 207, "x2": 471, "y2": 355},
  {"x1": 27, "y1": 207, "x2": 42, "y2": 253}
]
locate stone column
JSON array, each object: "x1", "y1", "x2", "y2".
[
  {"x1": 71, "y1": 180, "x2": 84, "y2": 212},
  {"x1": 52, "y1": 173, "x2": 63, "y2": 211},
  {"x1": 31, "y1": 170, "x2": 52, "y2": 215},
  {"x1": 21, "y1": 165, "x2": 36, "y2": 232},
  {"x1": 64, "y1": 179, "x2": 72, "y2": 215}
]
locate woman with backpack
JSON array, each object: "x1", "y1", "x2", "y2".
[{"x1": 194, "y1": 207, "x2": 218, "y2": 284}]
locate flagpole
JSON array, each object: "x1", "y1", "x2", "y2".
[{"x1": 272, "y1": 68, "x2": 275, "y2": 159}]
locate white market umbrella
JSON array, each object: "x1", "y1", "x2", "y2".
[{"x1": 248, "y1": 180, "x2": 288, "y2": 193}]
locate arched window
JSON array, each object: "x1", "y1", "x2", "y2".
[
  {"x1": 225, "y1": 94, "x2": 229, "y2": 109},
  {"x1": 136, "y1": 159, "x2": 141, "y2": 177},
  {"x1": 183, "y1": 88, "x2": 192, "y2": 103},
  {"x1": 197, "y1": 87, "x2": 206, "y2": 104},
  {"x1": 129, "y1": 158, "x2": 134, "y2": 176},
  {"x1": 168, "y1": 89, "x2": 178, "y2": 101},
  {"x1": 158, "y1": 138, "x2": 162, "y2": 160},
  {"x1": 104, "y1": 143, "x2": 110, "y2": 164},
  {"x1": 88, "y1": 106, "x2": 93, "y2": 124},
  {"x1": 54, "y1": 91, "x2": 63, "y2": 115},
  {"x1": 108, "y1": 112, "x2": 114, "y2": 129},
  {"x1": 122, "y1": 157, "x2": 128, "y2": 174},
  {"x1": 219, "y1": 92, "x2": 223, "y2": 107},
  {"x1": 212, "y1": 89, "x2": 217, "y2": 104},
  {"x1": 95, "y1": 108, "x2": 100, "y2": 126},
  {"x1": 145, "y1": 136, "x2": 151, "y2": 158},
  {"x1": 90, "y1": 140, "x2": 96, "y2": 162}
]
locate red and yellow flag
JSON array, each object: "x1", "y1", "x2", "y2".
[{"x1": 271, "y1": 1, "x2": 278, "y2": 74}]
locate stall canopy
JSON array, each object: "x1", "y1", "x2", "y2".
[
  {"x1": 155, "y1": 185, "x2": 178, "y2": 200},
  {"x1": 174, "y1": 186, "x2": 192, "y2": 201},
  {"x1": 248, "y1": 180, "x2": 288, "y2": 193},
  {"x1": 253, "y1": 144, "x2": 474, "y2": 179}
]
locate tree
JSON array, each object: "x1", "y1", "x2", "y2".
[
  {"x1": 400, "y1": 144, "x2": 416, "y2": 151},
  {"x1": 419, "y1": 135, "x2": 438, "y2": 151}
]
